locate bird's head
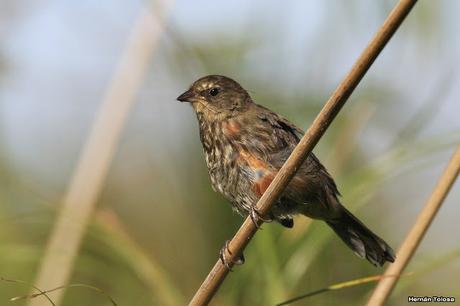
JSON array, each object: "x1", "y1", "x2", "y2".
[{"x1": 177, "y1": 75, "x2": 251, "y2": 119}]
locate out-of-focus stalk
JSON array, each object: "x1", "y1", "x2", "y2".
[{"x1": 28, "y1": 2, "x2": 173, "y2": 305}]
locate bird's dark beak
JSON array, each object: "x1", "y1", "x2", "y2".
[{"x1": 177, "y1": 89, "x2": 195, "y2": 102}]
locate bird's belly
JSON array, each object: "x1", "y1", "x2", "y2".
[
  {"x1": 205, "y1": 151, "x2": 256, "y2": 215},
  {"x1": 204, "y1": 148, "x2": 312, "y2": 218}
]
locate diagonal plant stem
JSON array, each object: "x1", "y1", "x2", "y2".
[
  {"x1": 277, "y1": 273, "x2": 411, "y2": 306},
  {"x1": 366, "y1": 145, "x2": 460, "y2": 306},
  {"x1": 188, "y1": 0, "x2": 418, "y2": 305},
  {"x1": 28, "y1": 2, "x2": 173, "y2": 305}
]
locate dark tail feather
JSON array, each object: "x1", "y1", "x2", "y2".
[{"x1": 326, "y1": 208, "x2": 395, "y2": 267}]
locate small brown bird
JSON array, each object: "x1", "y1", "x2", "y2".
[{"x1": 177, "y1": 75, "x2": 395, "y2": 267}]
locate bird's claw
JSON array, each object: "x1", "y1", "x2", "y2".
[
  {"x1": 219, "y1": 240, "x2": 245, "y2": 271},
  {"x1": 249, "y1": 206, "x2": 273, "y2": 229}
]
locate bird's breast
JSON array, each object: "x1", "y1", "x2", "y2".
[{"x1": 199, "y1": 120, "x2": 238, "y2": 193}]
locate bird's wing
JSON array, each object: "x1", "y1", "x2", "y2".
[
  {"x1": 228, "y1": 104, "x2": 295, "y2": 198},
  {"x1": 253, "y1": 104, "x2": 303, "y2": 164},
  {"x1": 251, "y1": 104, "x2": 341, "y2": 198}
]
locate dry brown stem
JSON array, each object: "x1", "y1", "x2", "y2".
[
  {"x1": 28, "y1": 3, "x2": 173, "y2": 305},
  {"x1": 189, "y1": 0, "x2": 418, "y2": 305},
  {"x1": 366, "y1": 145, "x2": 460, "y2": 306}
]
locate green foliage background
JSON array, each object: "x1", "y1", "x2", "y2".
[{"x1": 0, "y1": 1, "x2": 459, "y2": 305}]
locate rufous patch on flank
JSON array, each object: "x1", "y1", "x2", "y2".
[
  {"x1": 237, "y1": 150, "x2": 277, "y2": 197},
  {"x1": 238, "y1": 150, "x2": 266, "y2": 169},
  {"x1": 253, "y1": 172, "x2": 276, "y2": 197}
]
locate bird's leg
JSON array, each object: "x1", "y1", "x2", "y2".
[
  {"x1": 249, "y1": 206, "x2": 273, "y2": 229},
  {"x1": 219, "y1": 241, "x2": 233, "y2": 271},
  {"x1": 219, "y1": 240, "x2": 245, "y2": 271}
]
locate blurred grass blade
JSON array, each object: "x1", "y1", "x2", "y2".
[
  {"x1": 326, "y1": 102, "x2": 376, "y2": 175},
  {"x1": 394, "y1": 249, "x2": 460, "y2": 295},
  {"x1": 1, "y1": 277, "x2": 55, "y2": 306},
  {"x1": 254, "y1": 226, "x2": 287, "y2": 303},
  {"x1": 95, "y1": 209, "x2": 185, "y2": 306},
  {"x1": 28, "y1": 2, "x2": 174, "y2": 305},
  {"x1": 11, "y1": 283, "x2": 117, "y2": 306},
  {"x1": 390, "y1": 69, "x2": 457, "y2": 147},
  {"x1": 366, "y1": 145, "x2": 460, "y2": 306},
  {"x1": 276, "y1": 274, "x2": 410, "y2": 306}
]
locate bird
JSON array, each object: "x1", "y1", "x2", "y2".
[{"x1": 177, "y1": 75, "x2": 395, "y2": 267}]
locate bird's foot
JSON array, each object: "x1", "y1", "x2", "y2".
[
  {"x1": 219, "y1": 240, "x2": 245, "y2": 271},
  {"x1": 249, "y1": 206, "x2": 273, "y2": 229}
]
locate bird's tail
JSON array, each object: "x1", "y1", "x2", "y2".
[{"x1": 326, "y1": 208, "x2": 395, "y2": 266}]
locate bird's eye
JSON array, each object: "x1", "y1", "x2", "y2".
[{"x1": 209, "y1": 88, "x2": 220, "y2": 96}]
